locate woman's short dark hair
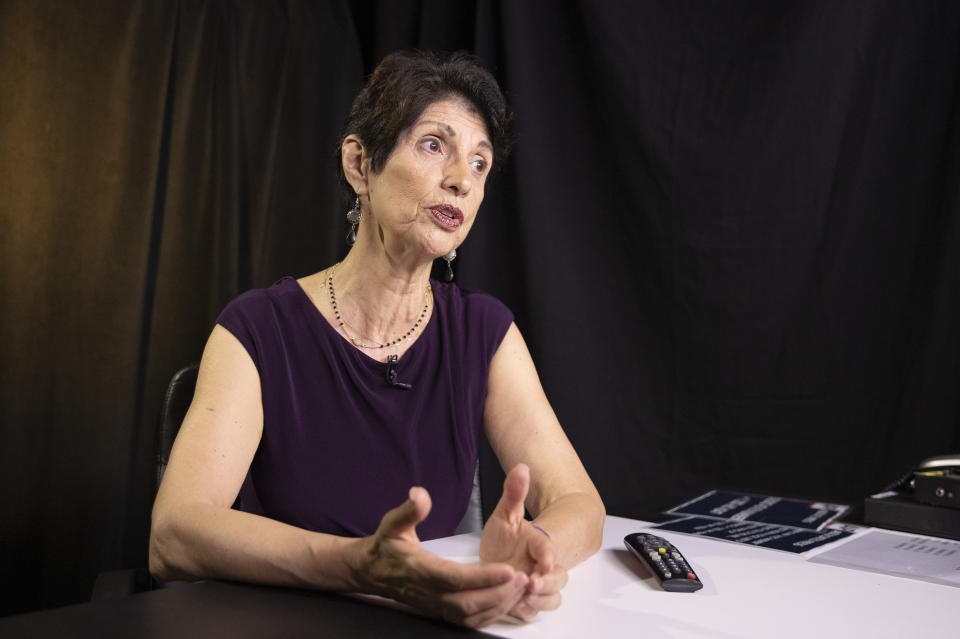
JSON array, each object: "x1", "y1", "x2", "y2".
[{"x1": 337, "y1": 50, "x2": 512, "y2": 199}]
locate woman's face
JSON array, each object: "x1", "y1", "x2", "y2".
[{"x1": 364, "y1": 98, "x2": 493, "y2": 261}]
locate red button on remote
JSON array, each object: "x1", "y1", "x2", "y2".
[{"x1": 687, "y1": 573, "x2": 697, "y2": 580}]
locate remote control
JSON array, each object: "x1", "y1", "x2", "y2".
[{"x1": 624, "y1": 532, "x2": 703, "y2": 592}]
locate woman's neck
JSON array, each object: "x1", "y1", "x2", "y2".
[{"x1": 331, "y1": 245, "x2": 434, "y2": 345}]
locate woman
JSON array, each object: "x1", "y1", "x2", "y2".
[{"x1": 149, "y1": 50, "x2": 605, "y2": 629}]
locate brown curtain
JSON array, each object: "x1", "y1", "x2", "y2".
[{"x1": 0, "y1": 0, "x2": 364, "y2": 612}]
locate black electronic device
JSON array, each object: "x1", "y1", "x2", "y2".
[
  {"x1": 623, "y1": 533, "x2": 703, "y2": 592},
  {"x1": 913, "y1": 469, "x2": 960, "y2": 509},
  {"x1": 864, "y1": 453, "x2": 960, "y2": 540},
  {"x1": 882, "y1": 454, "x2": 960, "y2": 503}
]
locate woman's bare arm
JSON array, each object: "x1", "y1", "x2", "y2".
[
  {"x1": 149, "y1": 325, "x2": 362, "y2": 588},
  {"x1": 480, "y1": 323, "x2": 606, "y2": 616}
]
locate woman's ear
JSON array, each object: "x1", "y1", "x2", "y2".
[{"x1": 341, "y1": 135, "x2": 369, "y2": 195}]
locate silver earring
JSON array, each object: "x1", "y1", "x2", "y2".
[
  {"x1": 442, "y1": 249, "x2": 456, "y2": 282},
  {"x1": 345, "y1": 196, "x2": 361, "y2": 246}
]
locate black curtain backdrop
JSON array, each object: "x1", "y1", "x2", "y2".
[{"x1": 1, "y1": 0, "x2": 958, "y2": 616}]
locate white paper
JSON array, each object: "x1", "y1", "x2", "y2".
[{"x1": 808, "y1": 528, "x2": 960, "y2": 588}]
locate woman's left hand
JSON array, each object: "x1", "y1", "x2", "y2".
[{"x1": 478, "y1": 464, "x2": 569, "y2": 620}]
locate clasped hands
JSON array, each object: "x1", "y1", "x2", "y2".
[{"x1": 355, "y1": 463, "x2": 567, "y2": 628}]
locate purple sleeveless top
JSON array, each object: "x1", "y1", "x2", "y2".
[{"x1": 216, "y1": 277, "x2": 513, "y2": 541}]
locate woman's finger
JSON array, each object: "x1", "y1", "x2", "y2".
[
  {"x1": 507, "y1": 598, "x2": 539, "y2": 621},
  {"x1": 506, "y1": 565, "x2": 567, "y2": 620},
  {"x1": 415, "y1": 548, "x2": 522, "y2": 592},
  {"x1": 529, "y1": 565, "x2": 568, "y2": 596},
  {"x1": 508, "y1": 589, "x2": 563, "y2": 621},
  {"x1": 526, "y1": 525, "x2": 555, "y2": 573},
  {"x1": 376, "y1": 486, "x2": 431, "y2": 541},
  {"x1": 446, "y1": 571, "x2": 529, "y2": 628},
  {"x1": 490, "y1": 464, "x2": 530, "y2": 525},
  {"x1": 526, "y1": 590, "x2": 562, "y2": 611}
]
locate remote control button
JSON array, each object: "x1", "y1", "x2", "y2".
[{"x1": 687, "y1": 573, "x2": 697, "y2": 580}]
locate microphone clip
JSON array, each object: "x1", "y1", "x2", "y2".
[{"x1": 385, "y1": 354, "x2": 412, "y2": 390}]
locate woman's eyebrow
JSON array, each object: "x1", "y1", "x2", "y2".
[{"x1": 418, "y1": 120, "x2": 457, "y2": 136}]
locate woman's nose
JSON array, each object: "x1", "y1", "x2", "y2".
[{"x1": 442, "y1": 161, "x2": 471, "y2": 196}]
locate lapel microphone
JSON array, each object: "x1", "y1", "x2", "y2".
[{"x1": 385, "y1": 354, "x2": 412, "y2": 390}]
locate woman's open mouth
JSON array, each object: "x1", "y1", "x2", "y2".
[{"x1": 429, "y1": 204, "x2": 464, "y2": 230}]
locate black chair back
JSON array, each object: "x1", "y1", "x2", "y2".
[
  {"x1": 154, "y1": 363, "x2": 199, "y2": 492},
  {"x1": 92, "y1": 362, "x2": 199, "y2": 600}
]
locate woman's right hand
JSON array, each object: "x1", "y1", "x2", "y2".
[{"x1": 353, "y1": 486, "x2": 529, "y2": 628}]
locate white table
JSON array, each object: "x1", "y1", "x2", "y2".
[{"x1": 422, "y1": 515, "x2": 958, "y2": 638}]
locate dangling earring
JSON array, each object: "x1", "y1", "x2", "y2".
[
  {"x1": 345, "y1": 195, "x2": 361, "y2": 246},
  {"x1": 442, "y1": 249, "x2": 457, "y2": 282}
]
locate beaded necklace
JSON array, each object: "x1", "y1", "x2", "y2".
[{"x1": 327, "y1": 268, "x2": 431, "y2": 349}]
